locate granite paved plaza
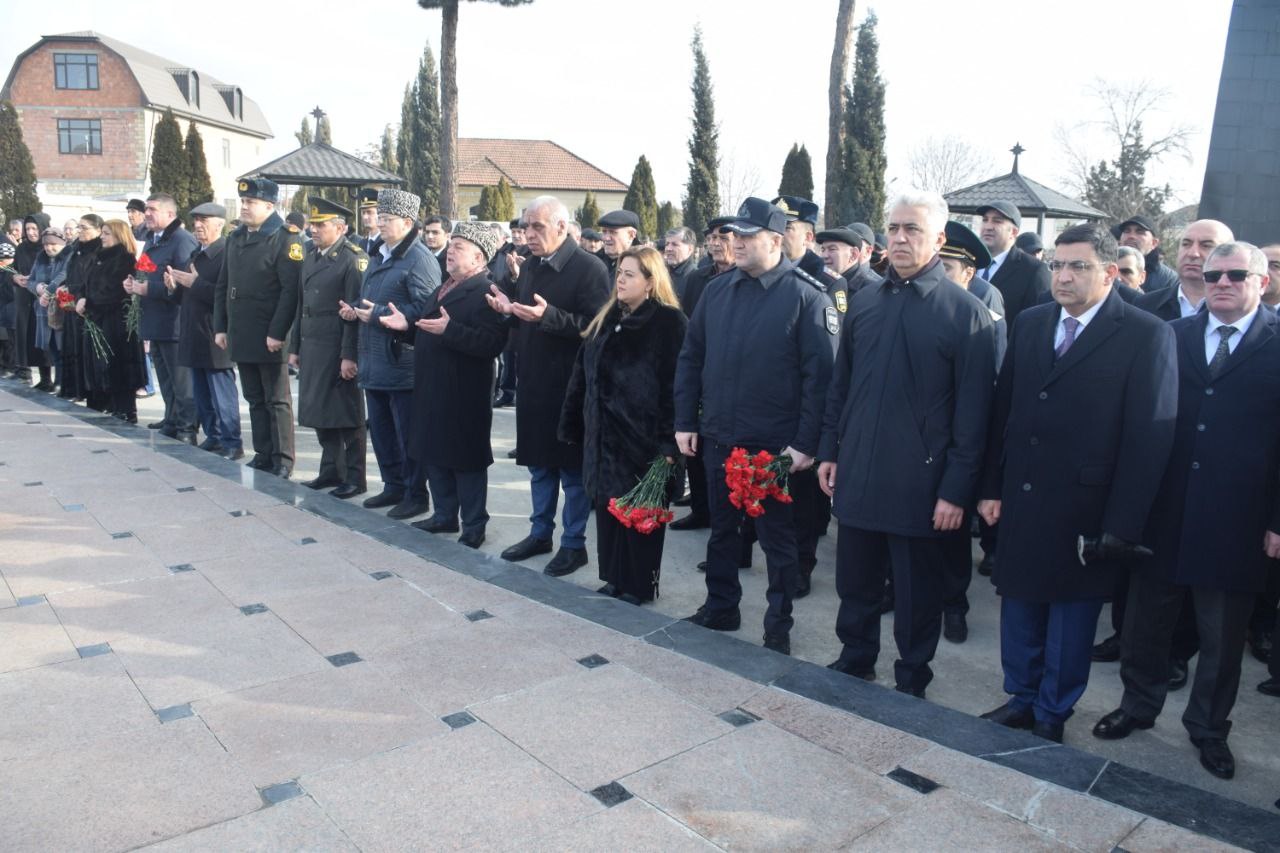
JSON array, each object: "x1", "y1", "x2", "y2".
[{"x1": 1, "y1": 384, "x2": 1277, "y2": 851}]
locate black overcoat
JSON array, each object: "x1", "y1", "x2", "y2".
[
  {"x1": 989, "y1": 245, "x2": 1051, "y2": 330},
  {"x1": 559, "y1": 300, "x2": 687, "y2": 500},
  {"x1": 214, "y1": 212, "x2": 304, "y2": 364},
  {"x1": 82, "y1": 243, "x2": 146, "y2": 394},
  {"x1": 981, "y1": 289, "x2": 1177, "y2": 602},
  {"x1": 291, "y1": 238, "x2": 366, "y2": 429},
  {"x1": 173, "y1": 238, "x2": 232, "y2": 370}
]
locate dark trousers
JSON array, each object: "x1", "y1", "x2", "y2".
[
  {"x1": 1119, "y1": 573, "x2": 1254, "y2": 740},
  {"x1": 365, "y1": 388, "x2": 426, "y2": 500},
  {"x1": 703, "y1": 441, "x2": 798, "y2": 637},
  {"x1": 835, "y1": 525, "x2": 947, "y2": 692},
  {"x1": 1000, "y1": 596, "x2": 1104, "y2": 724},
  {"x1": 1249, "y1": 561, "x2": 1280, "y2": 638},
  {"x1": 426, "y1": 464, "x2": 488, "y2": 535},
  {"x1": 529, "y1": 465, "x2": 588, "y2": 549},
  {"x1": 316, "y1": 426, "x2": 367, "y2": 487},
  {"x1": 942, "y1": 526, "x2": 972, "y2": 617},
  {"x1": 595, "y1": 496, "x2": 666, "y2": 601},
  {"x1": 238, "y1": 361, "x2": 294, "y2": 468},
  {"x1": 497, "y1": 347, "x2": 517, "y2": 395},
  {"x1": 685, "y1": 439, "x2": 709, "y2": 521},
  {"x1": 191, "y1": 367, "x2": 242, "y2": 450},
  {"x1": 1109, "y1": 570, "x2": 1201, "y2": 662},
  {"x1": 150, "y1": 340, "x2": 195, "y2": 432},
  {"x1": 792, "y1": 469, "x2": 825, "y2": 577}
]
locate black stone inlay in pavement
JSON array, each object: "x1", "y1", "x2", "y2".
[
  {"x1": 589, "y1": 782, "x2": 633, "y2": 808},
  {"x1": 57, "y1": 433, "x2": 73, "y2": 437},
  {"x1": 464, "y1": 609, "x2": 493, "y2": 622},
  {"x1": 300, "y1": 537, "x2": 317, "y2": 545},
  {"x1": 577, "y1": 654, "x2": 609, "y2": 669},
  {"x1": 176, "y1": 486, "x2": 196, "y2": 493},
  {"x1": 887, "y1": 766, "x2": 940, "y2": 794},
  {"x1": 260, "y1": 781, "x2": 304, "y2": 806},
  {"x1": 369, "y1": 571, "x2": 394, "y2": 580},
  {"x1": 228, "y1": 510, "x2": 250, "y2": 517},
  {"x1": 327, "y1": 652, "x2": 362, "y2": 667},
  {"x1": 76, "y1": 643, "x2": 111, "y2": 659},
  {"x1": 132, "y1": 467, "x2": 150, "y2": 472},
  {"x1": 441, "y1": 711, "x2": 476, "y2": 730},
  {"x1": 718, "y1": 708, "x2": 760, "y2": 728},
  {"x1": 168, "y1": 563, "x2": 195, "y2": 574},
  {"x1": 16, "y1": 595, "x2": 45, "y2": 607},
  {"x1": 23, "y1": 481, "x2": 42, "y2": 486},
  {"x1": 240, "y1": 603, "x2": 268, "y2": 615},
  {"x1": 111, "y1": 531, "x2": 132, "y2": 540},
  {"x1": 156, "y1": 703, "x2": 193, "y2": 723},
  {"x1": 62, "y1": 504, "x2": 85, "y2": 512},
  {"x1": 91, "y1": 449, "x2": 109, "y2": 454}
]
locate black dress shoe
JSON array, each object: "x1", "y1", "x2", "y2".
[
  {"x1": 980, "y1": 702, "x2": 1035, "y2": 729},
  {"x1": 176, "y1": 430, "x2": 198, "y2": 445},
  {"x1": 672, "y1": 493, "x2": 692, "y2": 507},
  {"x1": 696, "y1": 560, "x2": 751, "y2": 573},
  {"x1": 763, "y1": 633, "x2": 791, "y2": 655},
  {"x1": 1032, "y1": 720, "x2": 1064, "y2": 743},
  {"x1": 1250, "y1": 631, "x2": 1273, "y2": 664},
  {"x1": 147, "y1": 421, "x2": 166, "y2": 430},
  {"x1": 1091, "y1": 634, "x2": 1122, "y2": 663},
  {"x1": 827, "y1": 659, "x2": 876, "y2": 681},
  {"x1": 221, "y1": 446, "x2": 245, "y2": 461},
  {"x1": 878, "y1": 586, "x2": 894, "y2": 614},
  {"x1": 387, "y1": 497, "x2": 430, "y2": 520},
  {"x1": 501, "y1": 535, "x2": 553, "y2": 562},
  {"x1": 1092, "y1": 708, "x2": 1155, "y2": 740},
  {"x1": 618, "y1": 592, "x2": 642, "y2": 605},
  {"x1": 411, "y1": 516, "x2": 460, "y2": 534},
  {"x1": 270, "y1": 465, "x2": 291, "y2": 479},
  {"x1": 492, "y1": 393, "x2": 514, "y2": 408},
  {"x1": 1168, "y1": 659, "x2": 1189, "y2": 691},
  {"x1": 1191, "y1": 736, "x2": 1235, "y2": 779},
  {"x1": 458, "y1": 530, "x2": 485, "y2": 549},
  {"x1": 302, "y1": 476, "x2": 344, "y2": 490},
  {"x1": 896, "y1": 684, "x2": 926, "y2": 699},
  {"x1": 506, "y1": 447, "x2": 518, "y2": 459},
  {"x1": 794, "y1": 572, "x2": 812, "y2": 599},
  {"x1": 247, "y1": 455, "x2": 273, "y2": 470},
  {"x1": 362, "y1": 490, "x2": 405, "y2": 509},
  {"x1": 159, "y1": 425, "x2": 180, "y2": 439},
  {"x1": 669, "y1": 513, "x2": 709, "y2": 531},
  {"x1": 944, "y1": 612, "x2": 968, "y2": 644},
  {"x1": 1258, "y1": 677, "x2": 1280, "y2": 697},
  {"x1": 977, "y1": 552, "x2": 995, "y2": 576},
  {"x1": 329, "y1": 483, "x2": 366, "y2": 500},
  {"x1": 198, "y1": 437, "x2": 223, "y2": 452},
  {"x1": 597, "y1": 583, "x2": 619, "y2": 597},
  {"x1": 544, "y1": 547, "x2": 588, "y2": 576},
  {"x1": 683, "y1": 605, "x2": 741, "y2": 632}
]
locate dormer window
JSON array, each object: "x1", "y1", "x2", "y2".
[
  {"x1": 216, "y1": 85, "x2": 242, "y2": 120},
  {"x1": 169, "y1": 68, "x2": 199, "y2": 107}
]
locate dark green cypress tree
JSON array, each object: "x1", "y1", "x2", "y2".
[
  {"x1": 657, "y1": 201, "x2": 680, "y2": 236},
  {"x1": 682, "y1": 26, "x2": 720, "y2": 234},
  {"x1": 294, "y1": 116, "x2": 313, "y2": 147},
  {"x1": 316, "y1": 115, "x2": 333, "y2": 145},
  {"x1": 184, "y1": 122, "x2": 214, "y2": 216},
  {"x1": 396, "y1": 83, "x2": 414, "y2": 185},
  {"x1": 835, "y1": 12, "x2": 887, "y2": 229},
  {"x1": 379, "y1": 125, "x2": 397, "y2": 174},
  {"x1": 624, "y1": 155, "x2": 659, "y2": 240},
  {"x1": 777, "y1": 143, "x2": 814, "y2": 201},
  {"x1": 149, "y1": 109, "x2": 190, "y2": 210},
  {"x1": 0, "y1": 102, "x2": 41, "y2": 220},
  {"x1": 494, "y1": 176, "x2": 515, "y2": 221},
  {"x1": 412, "y1": 44, "x2": 442, "y2": 215},
  {"x1": 577, "y1": 191, "x2": 600, "y2": 228},
  {"x1": 476, "y1": 185, "x2": 499, "y2": 220}
]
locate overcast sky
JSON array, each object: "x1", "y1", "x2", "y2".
[{"x1": 3, "y1": 0, "x2": 1233, "y2": 214}]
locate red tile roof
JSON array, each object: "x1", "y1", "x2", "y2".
[{"x1": 457, "y1": 138, "x2": 627, "y2": 192}]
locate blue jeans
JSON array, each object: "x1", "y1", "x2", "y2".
[
  {"x1": 365, "y1": 388, "x2": 426, "y2": 500},
  {"x1": 192, "y1": 367, "x2": 242, "y2": 449},
  {"x1": 1000, "y1": 596, "x2": 1104, "y2": 725},
  {"x1": 528, "y1": 465, "x2": 587, "y2": 550}
]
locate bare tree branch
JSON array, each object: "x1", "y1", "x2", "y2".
[{"x1": 906, "y1": 135, "x2": 996, "y2": 195}]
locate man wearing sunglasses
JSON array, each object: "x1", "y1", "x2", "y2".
[{"x1": 1094, "y1": 242, "x2": 1280, "y2": 782}]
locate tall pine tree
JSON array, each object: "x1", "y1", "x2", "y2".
[
  {"x1": 379, "y1": 125, "x2": 397, "y2": 174},
  {"x1": 396, "y1": 83, "x2": 414, "y2": 186},
  {"x1": 412, "y1": 44, "x2": 443, "y2": 215},
  {"x1": 294, "y1": 116, "x2": 313, "y2": 147},
  {"x1": 0, "y1": 102, "x2": 41, "y2": 220},
  {"x1": 777, "y1": 143, "x2": 814, "y2": 200},
  {"x1": 576, "y1": 191, "x2": 600, "y2": 228},
  {"x1": 476, "y1": 177, "x2": 516, "y2": 221},
  {"x1": 682, "y1": 26, "x2": 719, "y2": 234},
  {"x1": 184, "y1": 123, "x2": 214, "y2": 215},
  {"x1": 834, "y1": 12, "x2": 887, "y2": 229},
  {"x1": 657, "y1": 202, "x2": 680, "y2": 236},
  {"x1": 624, "y1": 155, "x2": 659, "y2": 239},
  {"x1": 149, "y1": 109, "x2": 190, "y2": 209},
  {"x1": 316, "y1": 115, "x2": 333, "y2": 145}
]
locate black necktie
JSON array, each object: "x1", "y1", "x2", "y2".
[{"x1": 1208, "y1": 326, "x2": 1237, "y2": 377}]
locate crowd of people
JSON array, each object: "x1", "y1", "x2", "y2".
[{"x1": 3, "y1": 181, "x2": 1279, "y2": 785}]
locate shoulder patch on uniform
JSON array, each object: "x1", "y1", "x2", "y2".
[
  {"x1": 796, "y1": 268, "x2": 828, "y2": 293},
  {"x1": 834, "y1": 289, "x2": 847, "y2": 313},
  {"x1": 286, "y1": 224, "x2": 301, "y2": 233},
  {"x1": 824, "y1": 306, "x2": 840, "y2": 335},
  {"x1": 357, "y1": 257, "x2": 368, "y2": 272},
  {"x1": 288, "y1": 243, "x2": 304, "y2": 262}
]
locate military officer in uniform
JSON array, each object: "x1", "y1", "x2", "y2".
[
  {"x1": 356, "y1": 189, "x2": 379, "y2": 254},
  {"x1": 214, "y1": 177, "x2": 303, "y2": 478},
  {"x1": 290, "y1": 197, "x2": 368, "y2": 499},
  {"x1": 817, "y1": 222, "x2": 882, "y2": 300}
]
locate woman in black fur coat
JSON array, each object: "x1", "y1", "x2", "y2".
[
  {"x1": 77, "y1": 219, "x2": 145, "y2": 422},
  {"x1": 560, "y1": 247, "x2": 687, "y2": 603}
]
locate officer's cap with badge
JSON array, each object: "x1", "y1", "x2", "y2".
[
  {"x1": 723, "y1": 197, "x2": 787, "y2": 236},
  {"x1": 940, "y1": 221, "x2": 993, "y2": 270},
  {"x1": 357, "y1": 188, "x2": 379, "y2": 209},
  {"x1": 771, "y1": 196, "x2": 820, "y2": 227},
  {"x1": 237, "y1": 177, "x2": 279, "y2": 204},
  {"x1": 308, "y1": 196, "x2": 353, "y2": 223},
  {"x1": 598, "y1": 210, "x2": 640, "y2": 230}
]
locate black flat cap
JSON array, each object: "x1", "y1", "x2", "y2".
[
  {"x1": 189, "y1": 202, "x2": 227, "y2": 219},
  {"x1": 598, "y1": 210, "x2": 641, "y2": 229},
  {"x1": 974, "y1": 201, "x2": 1022, "y2": 229},
  {"x1": 815, "y1": 227, "x2": 861, "y2": 248},
  {"x1": 705, "y1": 215, "x2": 734, "y2": 235},
  {"x1": 1015, "y1": 231, "x2": 1043, "y2": 253},
  {"x1": 126, "y1": 198, "x2": 146, "y2": 213},
  {"x1": 580, "y1": 228, "x2": 603, "y2": 241},
  {"x1": 1111, "y1": 214, "x2": 1157, "y2": 238}
]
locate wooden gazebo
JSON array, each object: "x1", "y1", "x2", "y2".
[{"x1": 945, "y1": 144, "x2": 1107, "y2": 235}]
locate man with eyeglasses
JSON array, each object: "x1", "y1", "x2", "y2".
[
  {"x1": 978, "y1": 223, "x2": 1176, "y2": 744},
  {"x1": 1093, "y1": 242, "x2": 1280, "y2": 781}
]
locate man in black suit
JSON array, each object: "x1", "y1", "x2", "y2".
[
  {"x1": 1093, "y1": 242, "x2": 1280, "y2": 780},
  {"x1": 975, "y1": 200, "x2": 1051, "y2": 330},
  {"x1": 978, "y1": 223, "x2": 1177, "y2": 743},
  {"x1": 423, "y1": 215, "x2": 451, "y2": 278},
  {"x1": 1113, "y1": 214, "x2": 1179, "y2": 293},
  {"x1": 356, "y1": 190, "x2": 379, "y2": 254}
]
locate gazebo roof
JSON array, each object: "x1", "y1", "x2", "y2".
[
  {"x1": 239, "y1": 142, "x2": 403, "y2": 188},
  {"x1": 945, "y1": 144, "x2": 1107, "y2": 221}
]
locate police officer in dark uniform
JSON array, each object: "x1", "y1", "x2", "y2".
[
  {"x1": 214, "y1": 177, "x2": 303, "y2": 478},
  {"x1": 817, "y1": 222, "x2": 883, "y2": 302},
  {"x1": 675, "y1": 197, "x2": 837, "y2": 655},
  {"x1": 290, "y1": 197, "x2": 368, "y2": 499},
  {"x1": 597, "y1": 209, "x2": 640, "y2": 278}
]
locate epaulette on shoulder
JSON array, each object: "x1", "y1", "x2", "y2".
[
  {"x1": 344, "y1": 240, "x2": 364, "y2": 254},
  {"x1": 795, "y1": 267, "x2": 828, "y2": 293},
  {"x1": 286, "y1": 224, "x2": 301, "y2": 233}
]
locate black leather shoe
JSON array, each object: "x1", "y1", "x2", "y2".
[
  {"x1": 1092, "y1": 708, "x2": 1155, "y2": 740},
  {"x1": 879, "y1": 586, "x2": 894, "y2": 614},
  {"x1": 1091, "y1": 634, "x2": 1121, "y2": 662},
  {"x1": 147, "y1": 421, "x2": 166, "y2": 430},
  {"x1": 501, "y1": 535, "x2": 553, "y2": 562},
  {"x1": 1250, "y1": 631, "x2": 1273, "y2": 664},
  {"x1": 794, "y1": 572, "x2": 811, "y2": 599},
  {"x1": 1168, "y1": 659, "x2": 1189, "y2": 691},
  {"x1": 827, "y1": 659, "x2": 876, "y2": 681},
  {"x1": 544, "y1": 547, "x2": 588, "y2": 577},
  {"x1": 270, "y1": 465, "x2": 291, "y2": 479},
  {"x1": 506, "y1": 447, "x2": 518, "y2": 459},
  {"x1": 362, "y1": 490, "x2": 405, "y2": 509},
  {"x1": 673, "y1": 493, "x2": 692, "y2": 507},
  {"x1": 683, "y1": 605, "x2": 741, "y2": 632},
  {"x1": 896, "y1": 684, "x2": 926, "y2": 699},
  {"x1": 696, "y1": 560, "x2": 750, "y2": 573},
  {"x1": 221, "y1": 446, "x2": 245, "y2": 461},
  {"x1": 618, "y1": 592, "x2": 642, "y2": 605},
  {"x1": 198, "y1": 438, "x2": 223, "y2": 452},
  {"x1": 387, "y1": 497, "x2": 430, "y2": 520},
  {"x1": 977, "y1": 552, "x2": 995, "y2": 576},
  {"x1": 458, "y1": 530, "x2": 485, "y2": 549},
  {"x1": 944, "y1": 612, "x2": 968, "y2": 644},
  {"x1": 1191, "y1": 736, "x2": 1235, "y2": 779},
  {"x1": 597, "y1": 583, "x2": 619, "y2": 597},
  {"x1": 329, "y1": 483, "x2": 366, "y2": 500},
  {"x1": 763, "y1": 633, "x2": 791, "y2": 655},
  {"x1": 1257, "y1": 678, "x2": 1280, "y2": 697},
  {"x1": 247, "y1": 455, "x2": 272, "y2": 470},
  {"x1": 411, "y1": 516, "x2": 460, "y2": 534},
  {"x1": 1032, "y1": 720, "x2": 1064, "y2": 743},
  {"x1": 159, "y1": 425, "x2": 179, "y2": 439},
  {"x1": 302, "y1": 475, "x2": 343, "y2": 490},
  {"x1": 669, "y1": 513, "x2": 709, "y2": 531},
  {"x1": 492, "y1": 393, "x2": 514, "y2": 408},
  {"x1": 175, "y1": 430, "x2": 198, "y2": 446},
  {"x1": 980, "y1": 702, "x2": 1035, "y2": 730}
]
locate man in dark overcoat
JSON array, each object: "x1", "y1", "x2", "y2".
[
  {"x1": 382, "y1": 222, "x2": 508, "y2": 548},
  {"x1": 817, "y1": 192, "x2": 996, "y2": 695},
  {"x1": 1093, "y1": 241, "x2": 1280, "y2": 780},
  {"x1": 978, "y1": 223, "x2": 1177, "y2": 743},
  {"x1": 213, "y1": 178, "x2": 303, "y2": 478},
  {"x1": 289, "y1": 197, "x2": 367, "y2": 499},
  {"x1": 485, "y1": 195, "x2": 610, "y2": 575},
  {"x1": 976, "y1": 201, "x2": 1051, "y2": 330}
]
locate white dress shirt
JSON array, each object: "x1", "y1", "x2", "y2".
[
  {"x1": 1054, "y1": 299, "x2": 1106, "y2": 350},
  {"x1": 1204, "y1": 306, "x2": 1258, "y2": 366},
  {"x1": 1177, "y1": 286, "x2": 1204, "y2": 318}
]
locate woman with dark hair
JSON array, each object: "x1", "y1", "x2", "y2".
[
  {"x1": 559, "y1": 246, "x2": 687, "y2": 604},
  {"x1": 57, "y1": 215, "x2": 103, "y2": 401},
  {"x1": 76, "y1": 219, "x2": 145, "y2": 421},
  {"x1": 8, "y1": 213, "x2": 53, "y2": 388},
  {"x1": 27, "y1": 228, "x2": 70, "y2": 392}
]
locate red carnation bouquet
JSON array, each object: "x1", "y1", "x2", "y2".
[
  {"x1": 55, "y1": 289, "x2": 75, "y2": 311},
  {"x1": 126, "y1": 253, "x2": 155, "y2": 340},
  {"x1": 607, "y1": 456, "x2": 677, "y2": 535},
  {"x1": 725, "y1": 447, "x2": 793, "y2": 517}
]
